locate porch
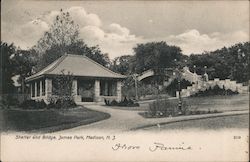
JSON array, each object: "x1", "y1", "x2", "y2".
[{"x1": 29, "y1": 77, "x2": 122, "y2": 103}]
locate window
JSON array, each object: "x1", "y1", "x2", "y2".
[
  {"x1": 42, "y1": 79, "x2": 45, "y2": 96},
  {"x1": 37, "y1": 81, "x2": 40, "y2": 97},
  {"x1": 31, "y1": 82, "x2": 35, "y2": 97}
]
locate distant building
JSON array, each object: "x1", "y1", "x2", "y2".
[{"x1": 25, "y1": 54, "x2": 126, "y2": 103}]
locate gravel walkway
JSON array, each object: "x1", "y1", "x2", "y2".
[{"x1": 57, "y1": 103, "x2": 249, "y2": 133}]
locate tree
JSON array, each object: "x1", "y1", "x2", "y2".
[
  {"x1": 12, "y1": 49, "x2": 38, "y2": 93},
  {"x1": 112, "y1": 55, "x2": 133, "y2": 75},
  {"x1": 132, "y1": 41, "x2": 183, "y2": 73},
  {"x1": 50, "y1": 70, "x2": 75, "y2": 109},
  {"x1": 34, "y1": 9, "x2": 79, "y2": 54},
  {"x1": 34, "y1": 9, "x2": 110, "y2": 71},
  {"x1": 188, "y1": 42, "x2": 249, "y2": 83},
  {"x1": 0, "y1": 42, "x2": 16, "y2": 95}
]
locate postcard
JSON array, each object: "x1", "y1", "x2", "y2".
[{"x1": 1, "y1": 0, "x2": 249, "y2": 161}]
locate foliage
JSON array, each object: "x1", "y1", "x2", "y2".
[
  {"x1": 143, "y1": 98, "x2": 220, "y2": 118},
  {"x1": 164, "y1": 79, "x2": 192, "y2": 97},
  {"x1": 34, "y1": 9, "x2": 110, "y2": 71},
  {"x1": 187, "y1": 42, "x2": 249, "y2": 83},
  {"x1": 47, "y1": 96, "x2": 76, "y2": 109},
  {"x1": 121, "y1": 76, "x2": 136, "y2": 98},
  {"x1": 104, "y1": 97, "x2": 139, "y2": 107},
  {"x1": 122, "y1": 75, "x2": 161, "y2": 99},
  {"x1": 36, "y1": 40, "x2": 110, "y2": 71},
  {"x1": 112, "y1": 55, "x2": 134, "y2": 75},
  {"x1": 34, "y1": 9, "x2": 79, "y2": 53},
  {"x1": 0, "y1": 42, "x2": 16, "y2": 94},
  {"x1": 138, "y1": 83, "x2": 159, "y2": 97},
  {"x1": 1, "y1": 107, "x2": 110, "y2": 132},
  {"x1": 12, "y1": 49, "x2": 38, "y2": 93},
  {"x1": 148, "y1": 98, "x2": 187, "y2": 117},
  {"x1": 132, "y1": 41, "x2": 182, "y2": 73},
  {"x1": 190, "y1": 85, "x2": 239, "y2": 97},
  {"x1": 18, "y1": 97, "x2": 76, "y2": 109},
  {"x1": 47, "y1": 70, "x2": 77, "y2": 109},
  {"x1": 52, "y1": 70, "x2": 74, "y2": 97},
  {"x1": 1, "y1": 95, "x2": 20, "y2": 107},
  {"x1": 19, "y1": 99, "x2": 47, "y2": 109}
]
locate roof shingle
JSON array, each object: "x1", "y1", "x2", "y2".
[{"x1": 26, "y1": 54, "x2": 126, "y2": 82}]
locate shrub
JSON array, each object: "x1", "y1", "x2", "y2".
[
  {"x1": 19, "y1": 99, "x2": 47, "y2": 109},
  {"x1": 165, "y1": 79, "x2": 192, "y2": 97},
  {"x1": 36, "y1": 100, "x2": 47, "y2": 109},
  {"x1": 191, "y1": 85, "x2": 239, "y2": 97},
  {"x1": 104, "y1": 97, "x2": 140, "y2": 107},
  {"x1": 110, "y1": 100, "x2": 118, "y2": 106},
  {"x1": 148, "y1": 98, "x2": 189, "y2": 117},
  {"x1": 1, "y1": 95, "x2": 20, "y2": 107},
  {"x1": 46, "y1": 96, "x2": 77, "y2": 109},
  {"x1": 104, "y1": 99, "x2": 110, "y2": 106}
]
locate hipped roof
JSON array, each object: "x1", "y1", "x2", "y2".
[{"x1": 26, "y1": 54, "x2": 126, "y2": 82}]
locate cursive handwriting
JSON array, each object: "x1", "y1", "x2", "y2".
[
  {"x1": 149, "y1": 142, "x2": 192, "y2": 152},
  {"x1": 112, "y1": 143, "x2": 140, "y2": 151}
]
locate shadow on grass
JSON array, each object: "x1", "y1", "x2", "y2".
[{"x1": 0, "y1": 106, "x2": 110, "y2": 133}]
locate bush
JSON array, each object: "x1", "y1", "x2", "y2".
[
  {"x1": 19, "y1": 99, "x2": 47, "y2": 109},
  {"x1": 104, "y1": 99, "x2": 110, "y2": 106},
  {"x1": 191, "y1": 85, "x2": 239, "y2": 97},
  {"x1": 110, "y1": 100, "x2": 118, "y2": 106},
  {"x1": 19, "y1": 97, "x2": 77, "y2": 109},
  {"x1": 148, "y1": 98, "x2": 189, "y2": 117},
  {"x1": 47, "y1": 96, "x2": 76, "y2": 109},
  {"x1": 104, "y1": 97, "x2": 140, "y2": 107},
  {"x1": 165, "y1": 79, "x2": 192, "y2": 97},
  {"x1": 1, "y1": 95, "x2": 20, "y2": 107},
  {"x1": 36, "y1": 100, "x2": 47, "y2": 109}
]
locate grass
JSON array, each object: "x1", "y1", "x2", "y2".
[
  {"x1": 138, "y1": 94, "x2": 248, "y2": 118},
  {"x1": 103, "y1": 102, "x2": 148, "y2": 111},
  {"x1": 105, "y1": 94, "x2": 248, "y2": 113},
  {"x1": 143, "y1": 114, "x2": 249, "y2": 130},
  {"x1": 0, "y1": 106, "x2": 110, "y2": 133},
  {"x1": 184, "y1": 94, "x2": 249, "y2": 112}
]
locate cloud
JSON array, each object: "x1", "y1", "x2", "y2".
[
  {"x1": 2, "y1": 6, "x2": 140, "y2": 58},
  {"x1": 67, "y1": 7, "x2": 102, "y2": 27},
  {"x1": 40, "y1": 10, "x2": 60, "y2": 25},
  {"x1": 79, "y1": 23, "x2": 141, "y2": 58},
  {"x1": 166, "y1": 29, "x2": 249, "y2": 55},
  {"x1": 80, "y1": 25, "x2": 105, "y2": 41},
  {"x1": 2, "y1": 19, "x2": 49, "y2": 49},
  {"x1": 1, "y1": 6, "x2": 248, "y2": 58}
]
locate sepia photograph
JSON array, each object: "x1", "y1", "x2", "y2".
[{"x1": 0, "y1": 0, "x2": 249, "y2": 161}]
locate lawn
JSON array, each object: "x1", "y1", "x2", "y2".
[
  {"x1": 143, "y1": 114, "x2": 249, "y2": 131},
  {"x1": 103, "y1": 103, "x2": 148, "y2": 111},
  {"x1": 107, "y1": 94, "x2": 248, "y2": 113},
  {"x1": 0, "y1": 106, "x2": 110, "y2": 133},
  {"x1": 184, "y1": 94, "x2": 249, "y2": 112}
]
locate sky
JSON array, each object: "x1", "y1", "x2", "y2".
[{"x1": 1, "y1": 0, "x2": 249, "y2": 59}]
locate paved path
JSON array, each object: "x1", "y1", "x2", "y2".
[{"x1": 57, "y1": 103, "x2": 249, "y2": 133}]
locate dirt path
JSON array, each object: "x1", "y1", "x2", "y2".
[{"x1": 57, "y1": 103, "x2": 249, "y2": 133}]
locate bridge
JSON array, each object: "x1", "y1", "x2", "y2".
[{"x1": 136, "y1": 67, "x2": 248, "y2": 97}]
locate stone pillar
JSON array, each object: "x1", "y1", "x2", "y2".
[
  {"x1": 34, "y1": 81, "x2": 37, "y2": 97},
  {"x1": 72, "y1": 79, "x2": 78, "y2": 96},
  {"x1": 176, "y1": 91, "x2": 179, "y2": 98},
  {"x1": 45, "y1": 78, "x2": 52, "y2": 99},
  {"x1": 94, "y1": 80, "x2": 100, "y2": 102},
  {"x1": 117, "y1": 81, "x2": 122, "y2": 101},
  {"x1": 40, "y1": 80, "x2": 43, "y2": 97}
]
